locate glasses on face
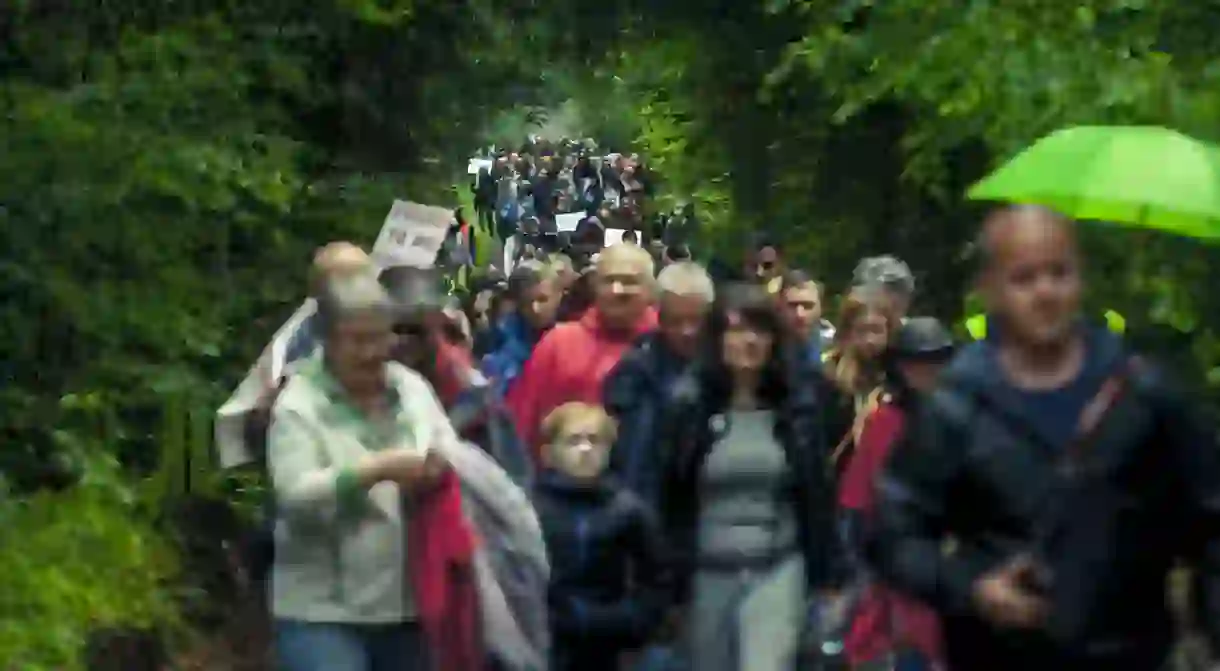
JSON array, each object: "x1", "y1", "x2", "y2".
[{"x1": 555, "y1": 431, "x2": 602, "y2": 449}]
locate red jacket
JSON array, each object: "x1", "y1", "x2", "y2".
[
  {"x1": 505, "y1": 306, "x2": 657, "y2": 458},
  {"x1": 409, "y1": 469, "x2": 482, "y2": 671},
  {"x1": 839, "y1": 400, "x2": 943, "y2": 665}
]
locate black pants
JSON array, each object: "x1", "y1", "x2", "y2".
[{"x1": 477, "y1": 205, "x2": 495, "y2": 234}]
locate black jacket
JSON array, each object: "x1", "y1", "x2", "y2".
[
  {"x1": 659, "y1": 352, "x2": 838, "y2": 598},
  {"x1": 533, "y1": 472, "x2": 671, "y2": 662},
  {"x1": 604, "y1": 333, "x2": 689, "y2": 507},
  {"x1": 874, "y1": 329, "x2": 1220, "y2": 670}
]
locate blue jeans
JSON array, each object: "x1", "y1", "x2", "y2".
[{"x1": 275, "y1": 620, "x2": 429, "y2": 671}]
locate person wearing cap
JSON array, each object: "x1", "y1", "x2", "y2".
[
  {"x1": 852, "y1": 255, "x2": 916, "y2": 321},
  {"x1": 837, "y1": 317, "x2": 954, "y2": 670}
]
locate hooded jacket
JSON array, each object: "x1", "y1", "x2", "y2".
[
  {"x1": 482, "y1": 312, "x2": 542, "y2": 398},
  {"x1": 874, "y1": 328, "x2": 1220, "y2": 670},
  {"x1": 506, "y1": 306, "x2": 658, "y2": 457}
]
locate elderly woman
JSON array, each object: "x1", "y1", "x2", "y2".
[{"x1": 267, "y1": 271, "x2": 449, "y2": 671}]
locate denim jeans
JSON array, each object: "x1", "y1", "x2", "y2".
[{"x1": 275, "y1": 620, "x2": 429, "y2": 671}]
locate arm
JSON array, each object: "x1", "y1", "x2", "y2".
[
  {"x1": 872, "y1": 394, "x2": 986, "y2": 616},
  {"x1": 266, "y1": 406, "x2": 383, "y2": 526},
  {"x1": 1159, "y1": 378, "x2": 1220, "y2": 654}
]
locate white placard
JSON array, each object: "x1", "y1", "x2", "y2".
[
  {"x1": 468, "y1": 158, "x2": 492, "y2": 175},
  {"x1": 556, "y1": 212, "x2": 583, "y2": 233},
  {"x1": 604, "y1": 228, "x2": 627, "y2": 246},
  {"x1": 371, "y1": 200, "x2": 453, "y2": 270}
]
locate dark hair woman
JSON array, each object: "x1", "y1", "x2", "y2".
[{"x1": 659, "y1": 282, "x2": 835, "y2": 671}]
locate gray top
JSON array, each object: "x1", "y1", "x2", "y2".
[{"x1": 696, "y1": 409, "x2": 798, "y2": 568}]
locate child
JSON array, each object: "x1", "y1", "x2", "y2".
[{"x1": 533, "y1": 402, "x2": 671, "y2": 671}]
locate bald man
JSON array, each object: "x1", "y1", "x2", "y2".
[
  {"x1": 873, "y1": 206, "x2": 1220, "y2": 671},
  {"x1": 285, "y1": 241, "x2": 374, "y2": 365},
  {"x1": 505, "y1": 243, "x2": 659, "y2": 453}
]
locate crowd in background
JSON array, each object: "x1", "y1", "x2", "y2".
[{"x1": 237, "y1": 135, "x2": 1220, "y2": 671}]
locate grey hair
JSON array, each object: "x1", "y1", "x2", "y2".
[
  {"x1": 852, "y1": 255, "x2": 915, "y2": 295},
  {"x1": 315, "y1": 270, "x2": 395, "y2": 337},
  {"x1": 657, "y1": 261, "x2": 714, "y2": 303}
]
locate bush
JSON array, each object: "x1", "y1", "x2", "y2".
[{"x1": 0, "y1": 473, "x2": 179, "y2": 670}]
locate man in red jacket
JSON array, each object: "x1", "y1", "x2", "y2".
[{"x1": 507, "y1": 243, "x2": 659, "y2": 456}]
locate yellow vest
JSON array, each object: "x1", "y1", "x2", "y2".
[{"x1": 963, "y1": 311, "x2": 1125, "y2": 340}]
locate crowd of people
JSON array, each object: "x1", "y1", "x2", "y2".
[
  {"x1": 465, "y1": 138, "x2": 700, "y2": 271},
  {"x1": 240, "y1": 150, "x2": 1220, "y2": 671}
]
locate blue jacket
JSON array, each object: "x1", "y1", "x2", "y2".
[
  {"x1": 603, "y1": 333, "x2": 688, "y2": 507},
  {"x1": 481, "y1": 313, "x2": 540, "y2": 398}
]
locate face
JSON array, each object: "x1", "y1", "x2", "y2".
[
  {"x1": 896, "y1": 359, "x2": 946, "y2": 393},
  {"x1": 659, "y1": 293, "x2": 709, "y2": 359},
  {"x1": 547, "y1": 417, "x2": 611, "y2": 480},
  {"x1": 722, "y1": 310, "x2": 775, "y2": 373},
  {"x1": 520, "y1": 279, "x2": 561, "y2": 330},
  {"x1": 782, "y1": 283, "x2": 822, "y2": 339},
  {"x1": 752, "y1": 247, "x2": 781, "y2": 281},
  {"x1": 849, "y1": 307, "x2": 891, "y2": 359},
  {"x1": 885, "y1": 288, "x2": 912, "y2": 320},
  {"x1": 595, "y1": 258, "x2": 650, "y2": 328},
  {"x1": 985, "y1": 218, "x2": 1081, "y2": 346},
  {"x1": 557, "y1": 265, "x2": 577, "y2": 291},
  {"x1": 328, "y1": 312, "x2": 394, "y2": 394}
]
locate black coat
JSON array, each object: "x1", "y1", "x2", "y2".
[
  {"x1": 658, "y1": 352, "x2": 838, "y2": 599},
  {"x1": 604, "y1": 333, "x2": 689, "y2": 507},
  {"x1": 533, "y1": 472, "x2": 672, "y2": 668},
  {"x1": 874, "y1": 329, "x2": 1220, "y2": 671}
]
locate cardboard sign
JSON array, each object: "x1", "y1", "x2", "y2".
[{"x1": 371, "y1": 200, "x2": 453, "y2": 270}]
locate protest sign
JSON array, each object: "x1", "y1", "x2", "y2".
[
  {"x1": 371, "y1": 200, "x2": 453, "y2": 270},
  {"x1": 604, "y1": 228, "x2": 627, "y2": 246},
  {"x1": 468, "y1": 158, "x2": 492, "y2": 175},
  {"x1": 556, "y1": 212, "x2": 583, "y2": 233}
]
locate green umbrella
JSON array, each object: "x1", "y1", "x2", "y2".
[{"x1": 967, "y1": 125, "x2": 1220, "y2": 240}]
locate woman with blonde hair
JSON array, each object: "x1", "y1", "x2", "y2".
[{"x1": 820, "y1": 286, "x2": 901, "y2": 472}]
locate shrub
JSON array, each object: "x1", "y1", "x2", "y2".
[{"x1": 0, "y1": 473, "x2": 179, "y2": 670}]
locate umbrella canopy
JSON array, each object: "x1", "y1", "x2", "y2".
[{"x1": 967, "y1": 125, "x2": 1220, "y2": 240}]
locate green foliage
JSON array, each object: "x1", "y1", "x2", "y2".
[
  {"x1": 1, "y1": 0, "x2": 554, "y2": 662},
  {"x1": 0, "y1": 464, "x2": 179, "y2": 670}
]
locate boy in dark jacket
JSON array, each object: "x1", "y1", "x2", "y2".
[{"x1": 532, "y1": 402, "x2": 671, "y2": 671}]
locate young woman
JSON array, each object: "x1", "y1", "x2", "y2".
[
  {"x1": 660, "y1": 283, "x2": 834, "y2": 671},
  {"x1": 820, "y1": 287, "x2": 901, "y2": 474},
  {"x1": 839, "y1": 317, "x2": 955, "y2": 670}
]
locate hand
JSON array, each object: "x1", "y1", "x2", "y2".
[
  {"x1": 414, "y1": 450, "x2": 450, "y2": 494},
  {"x1": 367, "y1": 448, "x2": 427, "y2": 488},
  {"x1": 971, "y1": 555, "x2": 1050, "y2": 630}
]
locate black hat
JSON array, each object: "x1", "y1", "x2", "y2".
[
  {"x1": 380, "y1": 266, "x2": 447, "y2": 313},
  {"x1": 892, "y1": 317, "x2": 954, "y2": 360}
]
